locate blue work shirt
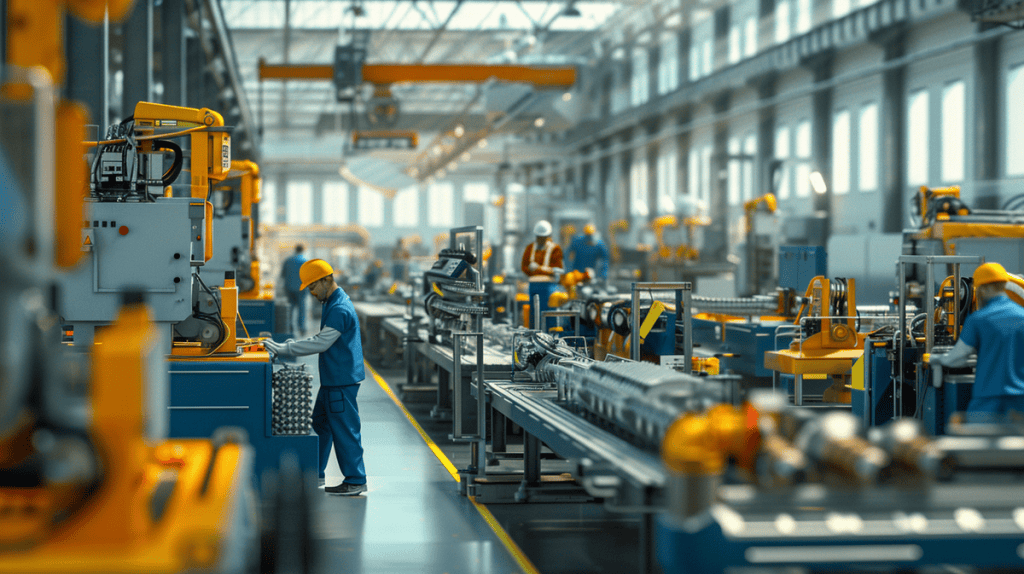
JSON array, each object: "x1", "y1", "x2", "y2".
[
  {"x1": 566, "y1": 234, "x2": 609, "y2": 279},
  {"x1": 959, "y1": 295, "x2": 1024, "y2": 399},
  {"x1": 281, "y1": 253, "x2": 308, "y2": 295},
  {"x1": 319, "y1": 287, "x2": 365, "y2": 387}
]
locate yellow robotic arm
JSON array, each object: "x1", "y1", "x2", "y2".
[
  {"x1": 651, "y1": 215, "x2": 678, "y2": 261},
  {"x1": 608, "y1": 219, "x2": 629, "y2": 264},
  {"x1": 132, "y1": 102, "x2": 231, "y2": 198}
]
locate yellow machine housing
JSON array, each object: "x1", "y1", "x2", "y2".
[
  {"x1": 764, "y1": 276, "x2": 864, "y2": 404},
  {"x1": 132, "y1": 102, "x2": 231, "y2": 199}
]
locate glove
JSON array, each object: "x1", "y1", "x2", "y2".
[
  {"x1": 262, "y1": 339, "x2": 286, "y2": 356},
  {"x1": 528, "y1": 262, "x2": 539, "y2": 272},
  {"x1": 930, "y1": 353, "x2": 946, "y2": 367}
]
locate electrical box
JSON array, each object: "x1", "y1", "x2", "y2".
[{"x1": 779, "y1": 246, "x2": 827, "y2": 292}]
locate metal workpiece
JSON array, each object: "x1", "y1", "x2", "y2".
[
  {"x1": 868, "y1": 419, "x2": 953, "y2": 480},
  {"x1": 790, "y1": 411, "x2": 890, "y2": 485},
  {"x1": 691, "y1": 293, "x2": 782, "y2": 316}
]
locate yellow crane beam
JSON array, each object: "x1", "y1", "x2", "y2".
[{"x1": 258, "y1": 60, "x2": 576, "y2": 88}]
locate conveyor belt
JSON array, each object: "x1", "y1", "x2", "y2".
[{"x1": 486, "y1": 381, "x2": 667, "y2": 492}]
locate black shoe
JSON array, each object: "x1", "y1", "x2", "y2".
[{"x1": 325, "y1": 483, "x2": 367, "y2": 496}]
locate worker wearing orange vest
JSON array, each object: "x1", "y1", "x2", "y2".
[{"x1": 521, "y1": 220, "x2": 563, "y2": 330}]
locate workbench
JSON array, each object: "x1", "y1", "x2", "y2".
[
  {"x1": 166, "y1": 350, "x2": 318, "y2": 486},
  {"x1": 417, "y1": 341, "x2": 512, "y2": 428},
  {"x1": 352, "y1": 301, "x2": 410, "y2": 365}
]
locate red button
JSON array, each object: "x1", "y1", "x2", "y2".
[{"x1": 119, "y1": 226, "x2": 129, "y2": 236}]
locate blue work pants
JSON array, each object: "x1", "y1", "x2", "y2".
[
  {"x1": 528, "y1": 282, "x2": 560, "y2": 332},
  {"x1": 312, "y1": 384, "x2": 366, "y2": 485},
  {"x1": 287, "y1": 291, "x2": 307, "y2": 334}
]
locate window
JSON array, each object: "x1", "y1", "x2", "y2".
[
  {"x1": 702, "y1": 39, "x2": 713, "y2": 76},
  {"x1": 744, "y1": 16, "x2": 758, "y2": 57},
  {"x1": 859, "y1": 103, "x2": 878, "y2": 192},
  {"x1": 743, "y1": 134, "x2": 757, "y2": 201},
  {"x1": 796, "y1": 0, "x2": 812, "y2": 32},
  {"x1": 690, "y1": 40, "x2": 702, "y2": 81},
  {"x1": 795, "y1": 120, "x2": 812, "y2": 197},
  {"x1": 260, "y1": 180, "x2": 276, "y2": 225},
  {"x1": 657, "y1": 142, "x2": 678, "y2": 213},
  {"x1": 907, "y1": 89, "x2": 929, "y2": 186},
  {"x1": 358, "y1": 187, "x2": 384, "y2": 227},
  {"x1": 464, "y1": 182, "x2": 489, "y2": 203},
  {"x1": 775, "y1": 126, "x2": 791, "y2": 199},
  {"x1": 428, "y1": 183, "x2": 454, "y2": 227},
  {"x1": 1008, "y1": 64, "x2": 1024, "y2": 176},
  {"x1": 631, "y1": 47, "x2": 650, "y2": 107},
  {"x1": 322, "y1": 182, "x2": 349, "y2": 225},
  {"x1": 775, "y1": 0, "x2": 791, "y2": 43},
  {"x1": 630, "y1": 154, "x2": 649, "y2": 217},
  {"x1": 728, "y1": 137, "x2": 742, "y2": 205},
  {"x1": 688, "y1": 147, "x2": 700, "y2": 197},
  {"x1": 941, "y1": 81, "x2": 965, "y2": 183},
  {"x1": 729, "y1": 24, "x2": 741, "y2": 64},
  {"x1": 834, "y1": 0, "x2": 851, "y2": 18},
  {"x1": 286, "y1": 181, "x2": 312, "y2": 225},
  {"x1": 658, "y1": 33, "x2": 679, "y2": 94},
  {"x1": 393, "y1": 186, "x2": 418, "y2": 226},
  {"x1": 832, "y1": 109, "x2": 851, "y2": 194},
  {"x1": 700, "y1": 145, "x2": 713, "y2": 204}
]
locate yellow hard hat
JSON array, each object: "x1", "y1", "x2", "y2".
[
  {"x1": 583, "y1": 224, "x2": 596, "y2": 235},
  {"x1": 974, "y1": 262, "x2": 1010, "y2": 286},
  {"x1": 299, "y1": 259, "x2": 334, "y2": 291}
]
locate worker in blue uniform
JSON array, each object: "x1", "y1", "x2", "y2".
[
  {"x1": 264, "y1": 259, "x2": 367, "y2": 496},
  {"x1": 280, "y1": 244, "x2": 309, "y2": 335},
  {"x1": 566, "y1": 223, "x2": 609, "y2": 281},
  {"x1": 932, "y1": 262, "x2": 1024, "y2": 421}
]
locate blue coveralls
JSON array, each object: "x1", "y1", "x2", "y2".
[
  {"x1": 959, "y1": 295, "x2": 1024, "y2": 418},
  {"x1": 311, "y1": 287, "x2": 367, "y2": 485},
  {"x1": 566, "y1": 234, "x2": 609, "y2": 280},
  {"x1": 281, "y1": 253, "x2": 309, "y2": 333}
]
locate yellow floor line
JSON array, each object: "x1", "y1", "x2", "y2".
[{"x1": 365, "y1": 361, "x2": 542, "y2": 574}]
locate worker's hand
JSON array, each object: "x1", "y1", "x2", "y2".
[
  {"x1": 528, "y1": 262, "x2": 539, "y2": 272},
  {"x1": 262, "y1": 339, "x2": 285, "y2": 356}
]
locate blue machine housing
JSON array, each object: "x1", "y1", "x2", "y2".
[
  {"x1": 657, "y1": 510, "x2": 1024, "y2": 573},
  {"x1": 168, "y1": 357, "x2": 318, "y2": 486},
  {"x1": 238, "y1": 298, "x2": 275, "y2": 336}
]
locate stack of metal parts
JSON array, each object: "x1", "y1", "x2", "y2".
[
  {"x1": 271, "y1": 364, "x2": 313, "y2": 435},
  {"x1": 513, "y1": 332, "x2": 737, "y2": 447}
]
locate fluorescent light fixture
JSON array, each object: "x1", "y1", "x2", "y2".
[
  {"x1": 454, "y1": 124, "x2": 465, "y2": 137},
  {"x1": 562, "y1": 92, "x2": 572, "y2": 102},
  {"x1": 534, "y1": 117, "x2": 546, "y2": 128},
  {"x1": 809, "y1": 171, "x2": 828, "y2": 194}
]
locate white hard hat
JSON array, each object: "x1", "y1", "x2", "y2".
[{"x1": 533, "y1": 220, "x2": 552, "y2": 237}]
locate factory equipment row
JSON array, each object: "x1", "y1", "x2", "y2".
[
  {"x1": 374, "y1": 208, "x2": 1024, "y2": 573},
  {"x1": 0, "y1": 2, "x2": 313, "y2": 569}
]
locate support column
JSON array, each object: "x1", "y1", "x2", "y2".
[
  {"x1": 161, "y1": 0, "x2": 187, "y2": 107},
  {"x1": 678, "y1": 29, "x2": 692, "y2": 87},
  {"x1": 757, "y1": 77, "x2": 778, "y2": 198},
  {"x1": 186, "y1": 33, "x2": 207, "y2": 109},
  {"x1": 312, "y1": 181, "x2": 324, "y2": 224},
  {"x1": 809, "y1": 56, "x2": 834, "y2": 246},
  {"x1": 974, "y1": 32, "x2": 1001, "y2": 208},
  {"x1": 879, "y1": 32, "x2": 906, "y2": 233},
  {"x1": 66, "y1": 13, "x2": 108, "y2": 130},
  {"x1": 707, "y1": 95, "x2": 731, "y2": 261},
  {"x1": 121, "y1": 0, "x2": 154, "y2": 113}
]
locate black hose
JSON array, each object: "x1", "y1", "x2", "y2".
[{"x1": 151, "y1": 139, "x2": 184, "y2": 187}]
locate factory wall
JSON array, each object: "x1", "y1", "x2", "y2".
[{"x1": 550, "y1": 1, "x2": 1024, "y2": 302}]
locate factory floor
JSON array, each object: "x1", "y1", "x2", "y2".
[{"x1": 297, "y1": 350, "x2": 649, "y2": 574}]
